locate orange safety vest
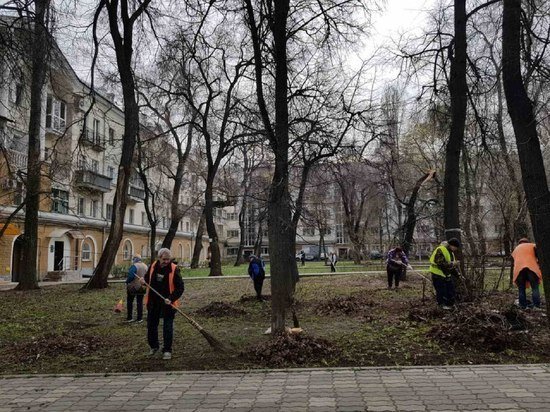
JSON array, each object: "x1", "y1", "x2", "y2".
[
  {"x1": 144, "y1": 261, "x2": 180, "y2": 307},
  {"x1": 511, "y1": 242, "x2": 542, "y2": 286}
]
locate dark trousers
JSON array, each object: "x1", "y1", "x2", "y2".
[
  {"x1": 147, "y1": 306, "x2": 175, "y2": 352},
  {"x1": 330, "y1": 261, "x2": 336, "y2": 272},
  {"x1": 127, "y1": 293, "x2": 143, "y2": 321},
  {"x1": 253, "y1": 275, "x2": 265, "y2": 299},
  {"x1": 432, "y1": 275, "x2": 455, "y2": 306},
  {"x1": 516, "y1": 268, "x2": 541, "y2": 308},
  {"x1": 387, "y1": 267, "x2": 402, "y2": 288}
]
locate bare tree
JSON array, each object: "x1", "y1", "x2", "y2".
[
  {"x1": 502, "y1": 0, "x2": 550, "y2": 315},
  {"x1": 84, "y1": 0, "x2": 152, "y2": 289}
]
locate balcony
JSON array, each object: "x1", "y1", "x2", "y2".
[
  {"x1": 128, "y1": 182, "x2": 146, "y2": 202},
  {"x1": 80, "y1": 128, "x2": 105, "y2": 152},
  {"x1": 74, "y1": 169, "x2": 112, "y2": 193},
  {"x1": 5, "y1": 148, "x2": 27, "y2": 171}
]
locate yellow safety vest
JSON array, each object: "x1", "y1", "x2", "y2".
[{"x1": 429, "y1": 245, "x2": 454, "y2": 277}]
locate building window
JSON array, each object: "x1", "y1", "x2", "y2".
[
  {"x1": 89, "y1": 200, "x2": 98, "y2": 218},
  {"x1": 91, "y1": 159, "x2": 99, "y2": 173},
  {"x1": 78, "y1": 197, "x2": 85, "y2": 216},
  {"x1": 261, "y1": 247, "x2": 269, "y2": 256},
  {"x1": 107, "y1": 166, "x2": 115, "y2": 179},
  {"x1": 227, "y1": 247, "x2": 239, "y2": 256},
  {"x1": 46, "y1": 95, "x2": 66, "y2": 132},
  {"x1": 185, "y1": 221, "x2": 190, "y2": 232},
  {"x1": 10, "y1": 82, "x2": 23, "y2": 106},
  {"x1": 106, "y1": 204, "x2": 113, "y2": 220},
  {"x1": 108, "y1": 127, "x2": 115, "y2": 145},
  {"x1": 123, "y1": 240, "x2": 132, "y2": 261},
  {"x1": 336, "y1": 223, "x2": 344, "y2": 244},
  {"x1": 92, "y1": 118, "x2": 101, "y2": 145},
  {"x1": 303, "y1": 227, "x2": 315, "y2": 237},
  {"x1": 81, "y1": 241, "x2": 91, "y2": 261},
  {"x1": 227, "y1": 229, "x2": 239, "y2": 238},
  {"x1": 142, "y1": 212, "x2": 146, "y2": 226},
  {"x1": 129, "y1": 208, "x2": 134, "y2": 224},
  {"x1": 51, "y1": 189, "x2": 69, "y2": 214}
]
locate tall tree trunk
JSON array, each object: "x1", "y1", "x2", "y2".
[
  {"x1": 253, "y1": 219, "x2": 264, "y2": 257},
  {"x1": 204, "y1": 177, "x2": 223, "y2": 276},
  {"x1": 18, "y1": 0, "x2": 51, "y2": 290},
  {"x1": 443, "y1": 0, "x2": 467, "y2": 243},
  {"x1": 234, "y1": 199, "x2": 247, "y2": 266},
  {"x1": 502, "y1": 0, "x2": 550, "y2": 317},
  {"x1": 191, "y1": 209, "x2": 206, "y2": 268},
  {"x1": 402, "y1": 171, "x2": 434, "y2": 255},
  {"x1": 269, "y1": 0, "x2": 298, "y2": 334}
]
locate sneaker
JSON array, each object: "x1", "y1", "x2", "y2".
[
  {"x1": 148, "y1": 348, "x2": 159, "y2": 356},
  {"x1": 126, "y1": 319, "x2": 136, "y2": 323},
  {"x1": 136, "y1": 319, "x2": 143, "y2": 323},
  {"x1": 441, "y1": 305, "x2": 452, "y2": 310},
  {"x1": 162, "y1": 352, "x2": 172, "y2": 360}
]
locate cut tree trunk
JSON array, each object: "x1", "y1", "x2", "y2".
[{"x1": 191, "y1": 209, "x2": 206, "y2": 268}]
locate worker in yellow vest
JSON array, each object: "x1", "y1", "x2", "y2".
[
  {"x1": 429, "y1": 238, "x2": 461, "y2": 309},
  {"x1": 144, "y1": 248, "x2": 184, "y2": 360},
  {"x1": 511, "y1": 238, "x2": 542, "y2": 309}
]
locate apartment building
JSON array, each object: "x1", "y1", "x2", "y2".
[{"x1": 0, "y1": 26, "x2": 208, "y2": 282}]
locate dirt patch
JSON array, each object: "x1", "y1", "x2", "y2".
[
  {"x1": 428, "y1": 303, "x2": 531, "y2": 352},
  {"x1": 9, "y1": 333, "x2": 111, "y2": 363},
  {"x1": 408, "y1": 304, "x2": 446, "y2": 322},
  {"x1": 313, "y1": 292, "x2": 374, "y2": 316},
  {"x1": 238, "y1": 295, "x2": 271, "y2": 303},
  {"x1": 196, "y1": 301, "x2": 247, "y2": 317},
  {"x1": 245, "y1": 333, "x2": 340, "y2": 367}
]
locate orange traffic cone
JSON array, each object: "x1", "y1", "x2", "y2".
[{"x1": 114, "y1": 298, "x2": 124, "y2": 313}]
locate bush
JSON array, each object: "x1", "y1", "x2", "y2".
[{"x1": 110, "y1": 264, "x2": 130, "y2": 279}]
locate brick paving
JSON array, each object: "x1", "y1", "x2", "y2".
[{"x1": 1, "y1": 364, "x2": 550, "y2": 411}]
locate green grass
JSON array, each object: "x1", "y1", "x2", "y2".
[{"x1": 0, "y1": 271, "x2": 548, "y2": 374}]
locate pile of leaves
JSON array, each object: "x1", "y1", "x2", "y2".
[
  {"x1": 428, "y1": 304, "x2": 531, "y2": 352},
  {"x1": 246, "y1": 333, "x2": 340, "y2": 367},
  {"x1": 195, "y1": 301, "x2": 247, "y2": 317},
  {"x1": 313, "y1": 293, "x2": 374, "y2": 316},
  {"x1": 10, "y1": 333, "x2": 110, "y2": 363}
]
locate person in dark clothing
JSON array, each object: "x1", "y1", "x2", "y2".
[
  {"x1": 144, "y1": 248, "x2": 184, "y2": 360},
  {"x1": 248, "y1": 255, "x2": 266, "y2": 301},
  {"x1": 386, "y1": 246, "x2": 409, "y2": 290},
  {"x1": 329, "y1": 252, "x2": 338, "y2": 273},
  {"x1": 300, "y1": 250, "x2": 306, "y2": 266}
]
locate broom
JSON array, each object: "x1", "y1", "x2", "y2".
[{"x1": 142, "y1": 279, "x2": 227, "y2": 352}]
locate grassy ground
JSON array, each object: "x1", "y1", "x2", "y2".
[{"x1": 1, "y1": 272, "x2": 548, "y2": 375}]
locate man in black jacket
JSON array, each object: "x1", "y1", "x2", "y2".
[{"x1": 144, "y1": 248, "x2": 184, "y2": 360}]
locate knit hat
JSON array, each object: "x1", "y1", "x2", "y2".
[
  {"x1": 132, "y1": 255, "x2": 142, "y2": 263},
  {"x1": 518, "y1": 238, "x2": 529, "y2": 244}
]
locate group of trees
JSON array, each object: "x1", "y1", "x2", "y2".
[{"x1": 2, "y1": 0, "x2": 550, "y2": 325}]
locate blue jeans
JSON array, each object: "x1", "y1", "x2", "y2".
[
  {"x1": 432, "y1": 275, "x2": 455, "y2": 306},
  {"x1": 516, "y1": 269, "x2": 541, "y2": 308},
  {"x1": 147, "y1": 306, "x2": 175, "y2": 352}
]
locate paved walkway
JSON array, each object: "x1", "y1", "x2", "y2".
[{"x1": 1, "y1": 365, "x2": 550, "y2": 411}]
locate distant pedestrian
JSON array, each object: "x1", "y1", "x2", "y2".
[
  {"x1": 330, "y1": 252, "x2": 338, "y2": 273},
  {"x1": 386, "y1": 246, "x2": 409, "y2": 290},
  {"x1": 125, "y1": 255, "x2": 148, "y2": 323},
  {"x1": 511, "y1": 238, "x2": 542, "y2": 309},
  {"x1": 428, "y1": 238, "x2": 461, "y2": 309},
  {"x1": 300, "y1": 250, "x2": 306, "y2": 266},
  {"x1": 144, "y1": 248, "x2": 184, "y2": 360},
  {"x1": 248, "y1": 255, "x2": 266, "y2": 301}
]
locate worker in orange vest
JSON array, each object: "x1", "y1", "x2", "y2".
[
  {"x1": 144, "y1": 248, "x2": 184, "y2": 360},
  {"x1": 511, "y1": 238, "x2": 542, "y2": 309}
]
